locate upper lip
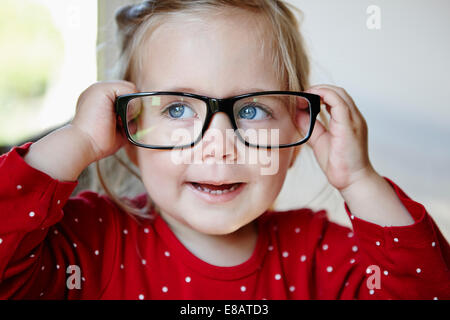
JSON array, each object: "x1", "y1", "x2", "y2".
[{"x1": 187, "y1": 181, "x2": 244, "y2": 186}]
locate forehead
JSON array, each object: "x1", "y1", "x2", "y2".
[{"x1": 136, "y1": 9, "x2": 281, "y2": 95}]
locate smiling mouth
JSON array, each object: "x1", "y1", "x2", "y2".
[{"x1": 188, "y1": 182, "x2": 244, "y2": 195}]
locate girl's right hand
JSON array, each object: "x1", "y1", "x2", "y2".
[{"x1": 71, "y1": 81, "x2": 138, "y2": 162}]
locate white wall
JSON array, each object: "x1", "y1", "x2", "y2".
[{"x1": 276, "y1": 0, "x2": 450, "y2": 240}]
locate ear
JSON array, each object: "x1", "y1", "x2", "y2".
[{"x1": 124, "y1": 143, "x2": 139, "y2": 167}]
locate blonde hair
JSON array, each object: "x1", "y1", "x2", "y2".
[{"x1": 94, "y1": 0, "x2": 329, "y2": 220}]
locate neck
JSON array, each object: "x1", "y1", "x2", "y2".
[{"x1": 159, "y1": 212, "x2": 259, "y2": 267}]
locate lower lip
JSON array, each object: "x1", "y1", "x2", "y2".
[{"x1": 185, "y1": 182, "x2": 246, "y2": 204}]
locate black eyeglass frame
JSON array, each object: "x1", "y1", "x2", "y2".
[{"x1": 115, "y1": 91, "x2": 321, "y2": 150}]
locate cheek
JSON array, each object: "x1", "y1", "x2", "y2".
[
  {"x1": 262, "y1": 148, "x2": 293, "y2": 193},
  {"x1": 137, "y1": 150, "x2": 186, "y2": 199},
  {"x1": 246, "y1": 148, "x2": 294, "y2": 208},
  {"x1": 250, "y1": 147, "x2": 293, "y2": 178}
]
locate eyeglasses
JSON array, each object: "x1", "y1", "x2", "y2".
[{"x1": 115, "y1": 91, "x2": 321, "y2": 149}]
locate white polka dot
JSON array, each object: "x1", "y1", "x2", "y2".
[
  {"x1": 41, "y1": 266, "x2": 45, "y2": 271},
  {"x1": 73, "y1": 243, "x2": 77, "y2": 248},
  {"x1": 322, "y1": 244, "x2": 328, "y2": 251},
  {"x1": 375, "y1": 241, "x2": 381, "y2": 246},
  {"x1": 268, "y1": 245, "x2": 273, "y2": 251},
  {"x1": 240, "y1": 286, "x2": 246, "y2": 292},
  {"x1": 164, "y1": 251, "x2": 170, "y2": 257},
  {"x1": 185, "y1": 276, "x2": 191, "y2": 283},
  {"x1": 347, "y1": 232, "x2": 354, "y2": 238},
  {"x1": 57, "y1": 200, "x2": 61, "y2": 205},
  {"x1": 30, "y1": 254, "x2": 35, "y2": 258},
  {"x1": 144, "y1": 228, "x2": 149, "y2": 234},
  {"x1": 29, "y1": 211, "x2": 35, "y2": 217},
  {"x1": 366, "y1": 267, "x2": 372, "y2": 274},
  {"x1": 416, "y1": 268, "x2": 421, "y2": 273},
  {"x1": 53, "y1": 230, "x2": 58, "y2": 235},
  {"x1": 393, "y1": 237, "x2": 399, "y2": 243},
  {"x1": 369, "y1": 289, "x2": 375, "y2": 295},
  {"x1": 431, "y1": 242, "x2": 436, "y2": 247},
  {"x1": 74, "y1": 218, "x2": 78, "y2": 223},
  {"x1": 123, "y1": 229, "x2": 128, "y2": 235},
  {"x1": 295, "y1": 227, "x2": 300, "y2": 233},
  {"x1": 120, "y1": 264, "x2": 124, "y2": 269},
  {"x1": 98, "y1": 218, "x2": 103, "y2": 223},
  {"x1": 56, "y1": 264, "x2": 60, "y2": 270},
  {"x1": 82, "y1": 277, "x2": 85, "y2": 281},
  {"x1": 300, "y1": 255, "x2": 307, "y2": 262},
  {"x1": 274, "y1": 274, "x2": 281, "y2": 280},
  {"x1": 384, "y1": 270, "x2": 388, "y2": 276},
  {"x1": 352, "y1": 245, "x2": 358, "y2": 252},
  {"x1": 326, "y1": 266, "x2": 333, "y2": 272},
  {"x1": 350, "y1": 215, "x2": 355, "y2": 220},
  {"x1": 40, "y1": 292, "x2": 44, "y2": 297},
  {"x1": 433, "y1": 297, "x2": 438, "y2": 300},
  {"x1": 350, "y1": 258, "x2": 356, "y2": 264},
  {"x1": 17, "y1": 185, "x2": 22, "y2": 190},
  {"x1": 345, "y1": 281, "x2": 349, "y2": 287},
  {"x1": 162, "y1": 286, "x2": 168, "y2": 293},
  {"x1": 289, "y1": 286, "x2": 295, "y2": 292},
  {"x1": 0, "y1": 238, "x2": 2, "y2": 244},
  {"x1": 94, "y1": 250, "x2": 99, "y2": 256},
  {"x1": 282, "y1": 251, "x2": 289, "y2": 258},
  {"x1": 141, "y1": 259, "x2": 146, "y2": 265},
  {"x1": 139, "y1": 294, "x2": 144, "y2": 300}
]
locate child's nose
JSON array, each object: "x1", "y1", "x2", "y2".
[{"x1": 198, "y1": 112, "x2": 238, "y2": 162}]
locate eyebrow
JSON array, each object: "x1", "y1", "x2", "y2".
[{"x1": 159, "y1": 86, "x2": 273, "y2": 97}]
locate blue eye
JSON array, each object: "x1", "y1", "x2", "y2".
[
  {"x1": 238, "y1": 104, "x2": 270, "y2": 120},
  {"x1": 166, "y1": 103, "x2": 196, "y2": 119}
]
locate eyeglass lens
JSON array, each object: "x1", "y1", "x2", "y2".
[{"x1": 125, "y1": 94, "x2": 311, "y2": 148}]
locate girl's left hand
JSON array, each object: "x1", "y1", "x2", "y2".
[{"x1": 298, "y1": 84, "x2": 378, "y2": 192}]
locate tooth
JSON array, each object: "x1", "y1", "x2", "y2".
[{"x1": 193, "y1": 183, "x2": 242, "y2": 195}]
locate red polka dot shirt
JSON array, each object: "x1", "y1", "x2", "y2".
[{"x1": 0, "y1": 143, "x2": 449, "y2": 299}]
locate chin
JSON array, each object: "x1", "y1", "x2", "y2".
[{"x1": 186, "y1": 211, "x2": 249, "y2": 236}]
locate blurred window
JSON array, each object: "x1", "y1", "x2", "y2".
[{"x1": 0, "y1": 0, "x2": 97, "y2": 145}]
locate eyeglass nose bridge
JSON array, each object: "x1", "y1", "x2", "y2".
[
  {"x1": 204, "y1": 97, "x2": 237, "y2": 129},
  {"x1": 209, "y1": 98, "x2": 220, "y2": 113}
]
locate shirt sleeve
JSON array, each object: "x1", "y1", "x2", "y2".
[
  {"x1": 0, "y1": 143, "x2": 119, "y2": 299},
  {"x1": 313, "y1": 176, "x2": 450, "y2": 300}
]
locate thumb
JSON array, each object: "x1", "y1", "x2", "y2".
[
  {"x1": 296, "y1": 111, "x2": 330, "y2": 171},
  {"x1": 297, "y1": 112, "x2": 311, "y2": 137},
  {"x1": 306, "y1": 119, "x2": 330, "y2": 172}
]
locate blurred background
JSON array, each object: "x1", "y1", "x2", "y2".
[{"x1": 0, "y1": 0, "x2": 448, "y2": 241}]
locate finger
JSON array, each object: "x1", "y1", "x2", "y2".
[
  {"x1": 100, "y1": 81, "x2": 138, "y2": 105},
  {"x1": 307, "y1": 84, "x2": 354, "y2": 110},
  {"x1": 305, "y1": 87, "x2": 352, "y2": 126},
  {"x1": 308, "y1": 85, "x2": 363, "y2": 126},
  {"x1": 296, "y1": 109, "x2": 330, "y2": 170}
]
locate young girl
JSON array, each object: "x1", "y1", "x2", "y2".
[{"x1": 0, "y1": 0, "x2": 449, "y2": 300}]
